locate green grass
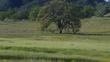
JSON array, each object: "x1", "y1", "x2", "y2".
[
  {"x1": 81, "y1": 17, "x2": 110, "y2": 33},
  {"x1": 0, "y1": 17, "x2": 110, "y2": 62},
  {"x1": 0, "y1": 35, "x2": 110, "y2": 62}
]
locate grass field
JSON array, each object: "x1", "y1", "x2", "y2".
[{"x1": 0, "y1": 17, "x2": 110, "y2": 62}]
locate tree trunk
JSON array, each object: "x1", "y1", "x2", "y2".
[{"x1": 59, "y1": 29, "x2": 63, "y2": 34}]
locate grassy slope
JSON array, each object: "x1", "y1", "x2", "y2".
[
  {"x1": 81, "y1": 17, "x2": 110, "y2": 33},
  {"x1": 0, "y1": 17, "x2": 110, "y2": 62}
]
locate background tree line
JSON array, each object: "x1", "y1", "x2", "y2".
[{"x1": 0, "y1": 0, "x2": 110, "y2": 20}]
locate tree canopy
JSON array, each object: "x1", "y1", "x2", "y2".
[{"x1": 38, "y1": 0, "x2": 81, "y2": 34}]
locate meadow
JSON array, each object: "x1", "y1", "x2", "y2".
[{"x1": 0, "y1": 17, "x2": 110, "y2": 62}]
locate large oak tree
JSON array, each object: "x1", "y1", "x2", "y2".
[{"x1": 38, "y1": 0, "x2": 81, "y2": 34}]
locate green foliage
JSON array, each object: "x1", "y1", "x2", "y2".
[
  {"x1": 10, "y1": 10, "x2": 29, "y2": 20},
  {"x1": 0, "y1": 12, "x2": 7, "y2": 20},
  {"x1": 95, "y1": 3, "x2": 108, "y2": 17},
  {"x1": 0, "y1": 0, "x2": 108, "y2": 20},
  {"x1": 82, "y1": 6, "x2": 94, "y2": 17},
  {"x1": 0, "y1": 10, "x2": 15, "y2": 20},
  {"x1": 29, "y1": 6, "x2": 40, "y2": 21},
  {"x1": 38, "y1": 0, "x2": 81, "y2": 34}
]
